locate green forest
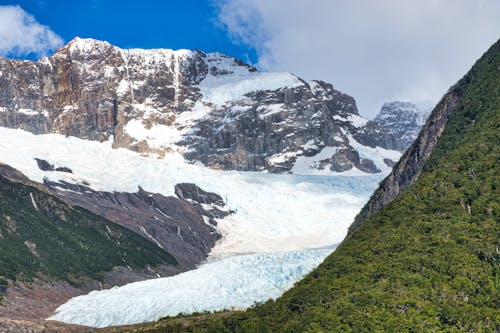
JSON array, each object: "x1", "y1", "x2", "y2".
[{"x1": 0, "y1": 175, "x2": 176, "y2": 289}]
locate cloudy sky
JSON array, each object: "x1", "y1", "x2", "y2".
[{"x1": 1, "y1": 0, "x2": 499, "y2": 117}]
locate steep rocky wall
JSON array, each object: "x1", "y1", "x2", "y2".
[{"x1": 349, "y1": 90, "x2": 461, "y2": 234}]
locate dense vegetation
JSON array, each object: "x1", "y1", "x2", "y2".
[
  {"x1": 0, "y1": 175, "x2": 176, "y2": 286},
  {"x1": 125, "y1": 40, "x2": 500, "y2": 332}
]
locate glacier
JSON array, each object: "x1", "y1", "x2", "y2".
[
  {"x1": 48, "y1": 247, "x2": 333, "y2": 328},
  {"x1": 0, "y1": 126, "x2": 392, "y2": 327}
]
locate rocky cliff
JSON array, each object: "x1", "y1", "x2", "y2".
[
  {"x1": 0, "y1": 37, "x2": 402, "y2": 174},
  {"x1": 350, "y1": 89, "x2": 461, "y2": 234}
]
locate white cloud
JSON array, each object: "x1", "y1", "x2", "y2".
[
  {"x1": 215, "y1": 0, "x2": 500, "y2": 117},
  {"x1": 0, "y1": 5, "x2": 63, "y2": 58}
]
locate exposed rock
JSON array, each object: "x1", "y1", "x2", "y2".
[
  {"x1": 175, "y1": 183, "x2": 225, "y2": 206},
  {"x1": 373, "y1": 101, "x2": 431, "y2": 150},
  {"x1": 0, "y1": 38, "x2": 401, "y2": 174},
  {"x1": 34, "y1": 158, "x2": 54, "y2": 171},
  {"x1": 0, "y1": 317, "x2": 89, "y2": 333},
  {"x1": 44, "y1": 179, "x2": 228, "y2": 267},
  {"x1": 55, "y1": 166, "x2": 72, "y2": 173},
  {"x1": 329, "y1": 147, "x2": 381, "y2": 173},
  {"x1": 34, "y1": 158, "x2": 72, "y2": 173},
  {"x1": 358, "y1": 158, "x2": 380, "y2": 174},
  {"x1": 383, "y1": 158, "x2": 396, "y2": 168}
]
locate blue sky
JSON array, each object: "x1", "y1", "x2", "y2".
[{"x1": 0, "y1": 0, "x2": 257, "y2": 63}]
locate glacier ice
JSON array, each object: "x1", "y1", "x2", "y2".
[{"x1": 48, "y1": 248, "x2": 334, "y2": 328}]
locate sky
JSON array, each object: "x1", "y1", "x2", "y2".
[{"x1": 0, "y1": 0, "x2": 499, "y2": 117}]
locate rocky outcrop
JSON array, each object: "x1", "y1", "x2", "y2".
[
  {"x1": 34, "y1": 158, "x2": 72, "y2": 173},
  {"x1": 0, "y1": 38, "x2": 401, "y2": 174},
  {"x1": 349, "y1": 91, "x2": 460, "y2": 234},
  {"x1": 43, "y1": 179, "x2": 229, "y2": 267},
  {"x1": 373, "y1": 101, "x2": 431, "y2": 150}
]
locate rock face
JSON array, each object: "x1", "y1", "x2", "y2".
[
  {"x1": 43, "y1": 179, "x2": 229, "y2": 267},
  {"x1": 350, "y1": 92, "x2": 460, "y2": 234},
  {"x1": 373, "y1": 101, "x2": 431, "y2": 150},
  {"x1": 0, "y1": 37, "x2": 402, "y2": 175}
]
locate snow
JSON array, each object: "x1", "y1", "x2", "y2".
[
  {"x1": 199, "y1": 70, "x2": 303, "y2": 105},
  {"x1": 303, "y1": 139, "x2": 320, "y2": 151},
  {"x1": 48, "y1": 247, "x2": 333, "y2": 328},
  {"x1": 267, "y1": 150, "x2": 303, "y2": 165},
  {"x1": 291, "y1": 146, "x2": 339, "y2": 176},
  {"x1": 17, "y1": 108, "x2": 49, "y2": 117},
  {"x1": 333, "y1": 114, "x2": 369, "y2": 128},
  {"x1": 308, "y1": 80, "x2": 322, "y2": 95},
  {"x1": 116, "y1": 79, "x2": 130, "y2": 97},
  {"x1": 346, "y1": 133, "x2": 401, "y2": 173},
  {"x1": 258, "y1": 103, "x2": 284, "y2": 118},
  {"x1": 124, "y1": 119, "x2": 184, "y2": 151},
  {"x1": 347, "y1": 114, "x2": 369, "y2": 127},
  {"x1": 29, "y1": 192, "x2": 39, "y2": 211},
  {"x1": 175, "y1": 101, "x2": 211, "y2": 125},
  {"x1": 123, "y1": 101, "x2": 211, "y2": 153}
]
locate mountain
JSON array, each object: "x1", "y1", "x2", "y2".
[
  {"x1": 0, "y1": 163, "x2": 177, "y2": 320},
  {"x1": 373, "y1": 101, "x2": 431, "y2": 150},
  {"x1": 0, "y1": 37, "x2": 402, "y2": 175},
  {"x1": 117, "y1": 39, "x2": 500, "y2": 332}
]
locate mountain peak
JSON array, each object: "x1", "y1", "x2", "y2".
[
  {"x1": 373, "y1": 100, "x2": 431, "y2": 149},
  {"x1": 65, "y1": 36, "x2": 112, "y2": 52}
]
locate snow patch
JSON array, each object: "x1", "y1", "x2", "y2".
[
  {"x1": 29, "y1": 192, "x2": 39, "y2": 211},
  {"x1": 124, "y1": 119, "x2": 183, "y2": 151},
  {"x1": 291, "y1": 146, "x2": 339, "y2": 176},
  {"x1": 199, "y1": 72, "x2": 303, "y2": 105},
  {"x1": 303, "y1": 140, "x2": 319, "y2": 151},
  {"x1": 333, "y1": 114, "x2": 369, "y2": 128},
  {"x1": 267, "y1": 150, "x2": 303, "y2": 165},
  {"x1": 116, "y1": 79, "x2": 130, "y2": 97},
  {"x1": 258, "y1": 103, "x2": 285, "y2": 118},
  {"x1": 346, "y1": 133, "x2": 401, "y2": 173}
]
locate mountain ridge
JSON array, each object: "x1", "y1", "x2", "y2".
[{"x1": 0, "y1": 37, "x2": 402, "y2": 175}]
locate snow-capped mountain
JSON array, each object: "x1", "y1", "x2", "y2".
[
  {"x1": 0, "y1": 37, "x2": 406, "y2": 270},
  {"x1": 373, "y1": 101, "x2": 431, "y2": 149},
  {"x1": 0, "y1": 37, "x2": 402, "y2": 175}
]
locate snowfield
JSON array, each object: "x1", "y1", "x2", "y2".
[
  {"x1": 0, "y1": 127, "x2": 384, "y2": 255},
  {"x1": 48, "y1": 247, "x2": 333, "y2": 327},
  {"x1": 0, "y1": 127, "x2": 392, "y2": 327}
]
